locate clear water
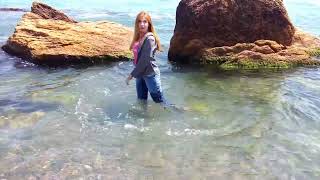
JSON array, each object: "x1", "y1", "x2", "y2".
[{"x1": 0, "y1": 0, "x2": 320, "y2": 179}]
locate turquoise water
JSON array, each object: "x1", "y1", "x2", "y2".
[{"x1": 1, "y1": 0, "x2": 320, "y2": 179}]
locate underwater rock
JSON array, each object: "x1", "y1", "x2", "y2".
[{"x1": 0, "y1": 111, "x2": 45, "y2": 129}]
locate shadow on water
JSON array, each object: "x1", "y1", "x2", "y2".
[
  {"x1": 170, "y1": 63, "x2": 300, "y2": 78},
  {"x1": 0, "y1": 99, "x2": 59, "y2": 113},
  {"x1": 0, "y1": 45, "x2": 130, "y2": 71},
  {"x1": 12, "y1": 58, "x2": 127, "y2": 70}
]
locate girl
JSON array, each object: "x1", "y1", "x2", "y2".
[{"x1": 126, "y1": 11, "x2": 165, "y2": 104}]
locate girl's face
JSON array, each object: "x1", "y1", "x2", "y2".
[{"x1": 138, "y1": 16, "x2": 149, "y2": 34}]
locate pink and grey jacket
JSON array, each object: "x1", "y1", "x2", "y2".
[{"x1": 130, "y1": 32, "x2": 159, "y2": 78}]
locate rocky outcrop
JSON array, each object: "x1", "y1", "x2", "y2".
[
  {"x1": 201, "y1": 30, "x2": 320, "y2": 68},
  {"x1": 30, "y1": 2, "x2": 77, "y2": 23},
  {"x1": 1, "y1": 2, "x2": 133, "y2": 66},
  {"x1": 169, "y1": 0, "x2": 320, "y2": 68}
]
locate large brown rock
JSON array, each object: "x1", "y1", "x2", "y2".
[
  {"x1": 169, "y1": 0, "x2": 295, "y2": 58},
  {"x1": 168, "y1": 0, "x2": 320, "y2": 68},
  {"x1": 2, "y1": 2, "x2": 133, "y2": 66}
]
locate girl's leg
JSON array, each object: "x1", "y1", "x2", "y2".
[
  {"x1": 136, "y1": 78, "x2": 148, "y2": 100},
  {"x1": 143, "y1": 73, "x2": 165, "y2": 103}
]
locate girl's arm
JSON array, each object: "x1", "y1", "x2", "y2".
[{"x1": 130, "y1": 36, "x2": 156, "y2": 78}]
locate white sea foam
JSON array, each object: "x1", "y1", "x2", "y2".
[
  {"x1": 166, "y1": 128, "x2": 216, "y2": 137},
  {"x1": 124, "y1": 123, "x2": 150, "y2": 132}
]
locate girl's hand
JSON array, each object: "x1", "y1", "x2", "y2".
[{"x1": 126, "y1": 75, "x2": 133, "y2": 85}]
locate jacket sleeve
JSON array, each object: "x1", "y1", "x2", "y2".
[{"x1": 130, "y1": 36, "x2": 156, "y2": 78}]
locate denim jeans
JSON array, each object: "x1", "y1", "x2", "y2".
[{"x1": 135, "y1": 70, "x2": 164, "y2": 103}]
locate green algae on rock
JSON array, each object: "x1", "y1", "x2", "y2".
[{"x1": 0, "y1": 111, "x2": 45, "y2": 129}]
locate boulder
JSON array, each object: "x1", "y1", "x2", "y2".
[
  {"x1": 169, "y1": 0, "x2": 320, "y2": 68},
  {"x1": 1, "y1": 2, "x2": 133, "y2": 66}
]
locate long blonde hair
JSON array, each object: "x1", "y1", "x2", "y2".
[{"x1": 130, "y1": 11, "x2": 162, "y2": 51}]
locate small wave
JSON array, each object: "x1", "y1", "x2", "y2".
[
  {"x1": 14, "y1": 60, "x2": 37, "y2": 68},
  {"x1": 0, "y1": 36, "x2": 8, "y2": 41},
  {"x1": 74, "y1": 96, "x2": 89, "y2": 131},
  {"x1": 73, "y1": 9, "x2": 133, "y2": 20},
  {"x1": 124, "y1": 123, "x2": 150, "y2": 132},
  {"x1": 150, "y1": 13, "x2": 175, "y2": 20},
  {"x1": 75, "y1": 12, "x2": 111, "y2": 19},
  {"x1": 77, "y1": 10, "x2": 175, "y2": 21},
  {"x1": 0, "y1": 8, "x2": 28, "y2": 12},
  {"x1": 126, "y1": 11, "x2": 175, "y2": 20}
]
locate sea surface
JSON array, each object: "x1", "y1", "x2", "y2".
[{"x1": 0, "y1": 0, "x2": 320, "y2": 179}]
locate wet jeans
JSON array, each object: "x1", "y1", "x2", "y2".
[{"x1": 135, "y1": 71, "x2": 164, "y2": 103}]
